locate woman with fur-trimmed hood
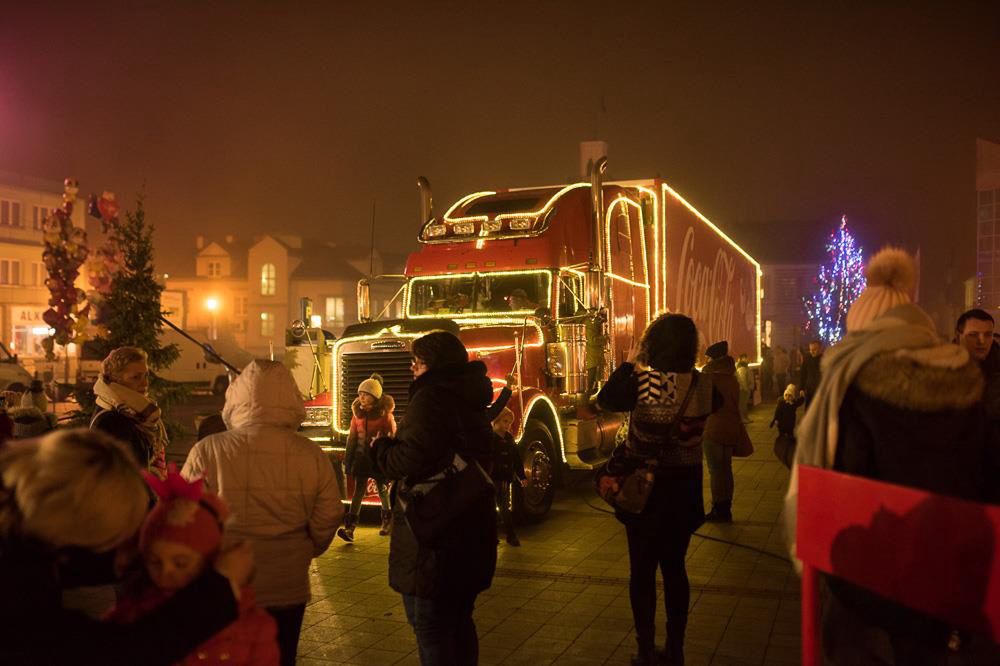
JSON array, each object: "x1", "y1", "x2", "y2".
[
  {"x1": 338, "y1": 373, "x2": 396, "y2": 542},
  {"x1": 785, "y1": 248, "x2": 996, "y2": 664}
]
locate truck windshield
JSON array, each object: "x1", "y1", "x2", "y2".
[{"x1": 408, "y1": 271, "x2": 551, "y2": 317}]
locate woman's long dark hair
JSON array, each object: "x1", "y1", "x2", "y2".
[{"x1": 639, "y1": 314, "x2": 698, "y2": 373}]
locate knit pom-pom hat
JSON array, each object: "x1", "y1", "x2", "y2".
[
  {"x1": 357, "y1": 373, "x2": 383, "y2": 399},
  {"x1": 139, "y1": 465, "x2": 228, "y2": 557},
  {"x1": 846, "y1": 247, "x2": 916, "y2": 333}
]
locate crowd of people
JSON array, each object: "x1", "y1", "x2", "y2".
[{"x1": 1, "y1": 246, "x2": 998, "y2": 665}]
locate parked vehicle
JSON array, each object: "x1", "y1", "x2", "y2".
[
  {"x1": 77, "y1": 330, "x2": 250, "y2": 395},
  {"x1": 0, "y1": 342, "x2": 33, "y2": 392},
  {"x1": 158, "y1": 329, "x2": 251, "y2": 394},
  {"x1": 298, "y1": 159, "x2": 761, "y2": 518}
]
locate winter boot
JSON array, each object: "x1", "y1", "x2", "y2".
[
  {"x1": 657, "y1": 617, "x2": 686, "y2": 665},
  {"x1": 704, "y1": 501, "x2": 732, "y2": 523},
  {"x1": 505, "y1": 529, "x2": 521, "y2": 547},
  {"x1": 379, "y1": 510, "x2": 392, "y2": 536},
  {"x1": 337, "y1": 514, "x2": 357, "y2": 543}
]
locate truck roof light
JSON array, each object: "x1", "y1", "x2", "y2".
[
  {"x1": 482, "y1": 220, "x2": 502, "y2": 233},
  {"x1": 452, "y1": 222, "x2": 475, "y2": 235},
  {"x1": 508, "y1": 218, "x2": 532, "y2": 231},
  {"x1": 425, "y1": 224, "x2": 447, "y2": 238}
]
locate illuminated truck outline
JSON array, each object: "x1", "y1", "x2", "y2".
[{"x1": 310, "y1": 164, "x2": 761, "y2": 518}]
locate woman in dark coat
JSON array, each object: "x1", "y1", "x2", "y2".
[
  {"x1": 0, "y1": 428, "x2": 253, "y2": 665},
  {"x1": 598, "y1": 314, "x2": 719, "y2": 666},
  {"x1": 372, "y1": 331, "x2": 497, "y2": 665}
]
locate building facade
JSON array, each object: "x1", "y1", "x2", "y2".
[
  {"x1": 164, "y1": 234, "x2": 404, "y2": 360},
  {"x1": 0, "y1": 174, "x2": 89, "y2": 379},
  {"x1": 761, "y1": 262, "x2": 818, "y2": 353},
  {"x1": 976, "y1": 138, "x2": 1000, "y2": 310}
]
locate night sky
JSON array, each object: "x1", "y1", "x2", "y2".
[{"x1": 2, "y1": 2, "x2": 999, "y2": 304}]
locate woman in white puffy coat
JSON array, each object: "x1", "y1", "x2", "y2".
[{"x1": 182, "y1": 360, "x2": 343, "y2": 666}]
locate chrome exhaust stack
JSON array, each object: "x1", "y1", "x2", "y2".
[{"x1": 417, "y1": 176, "x2": 433, "y2": 226}]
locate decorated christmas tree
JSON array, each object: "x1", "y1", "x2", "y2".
[
  {"x1": 803, "y1": 215, "x2": 866, "y2": 345},
  {"x1": 85, "y1": 195, "x2": 178, "y2": 370}
]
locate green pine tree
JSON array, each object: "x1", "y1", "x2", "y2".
[
  {"x1": 71, "y1": 196, "x2": 184, "y2": 427},
  {"x1": 88, "y1": 196, "x2": 179, "y2": 369}
]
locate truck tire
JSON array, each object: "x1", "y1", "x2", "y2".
[
  {"x1": 515, "y1": 420, "x2": 556, "y2": 522},
  {"x1": 212, "y1": 376, "x2": 229, "y2": 396}
]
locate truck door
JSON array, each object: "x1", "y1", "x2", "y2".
[{"x1": 605, "y1": 196, "x2": 650, "y2": 365}]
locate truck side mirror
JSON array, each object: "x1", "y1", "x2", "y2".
[{"x1": 357, "y1": 279, "x2": 371, "y2": 323}]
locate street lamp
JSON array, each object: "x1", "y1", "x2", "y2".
[{"x1": 205, "y1": 297, "x2": 220, "y2": 340}]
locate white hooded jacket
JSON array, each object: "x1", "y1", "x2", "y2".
[{"x1": 182, "y1": 360, "x2": 343, "y2": 607}]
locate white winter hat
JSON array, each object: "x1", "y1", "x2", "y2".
[
  {"x1": 357, "y1": 373, "x2": 383, "y2": 399},
  {"x1": 846, "y1": 247, "x2": 915, "y2": 332}
]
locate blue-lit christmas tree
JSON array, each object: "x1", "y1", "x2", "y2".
[{"x1": 803, "y1": 215, "x2": 866, "y2": 345}]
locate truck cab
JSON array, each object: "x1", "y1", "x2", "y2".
[{"x1": 317, "y1": 160, "x2": 761, "y2": 519}]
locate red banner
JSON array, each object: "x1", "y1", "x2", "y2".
[{"x1": 797, "y1": 466, "x2": 1000, "y2": 663}]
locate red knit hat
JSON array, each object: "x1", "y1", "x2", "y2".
[{"x1": 139, "y1": 465, "x2": 228, "y2": 557}]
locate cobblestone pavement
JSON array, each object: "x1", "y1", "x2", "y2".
[{"x1": 295, "y1": 402, "x2": 799, "y2": 665}]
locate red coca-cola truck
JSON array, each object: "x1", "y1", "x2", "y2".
[{"x1": 302, "y1": 158, "x2": 761, "y2": 517}]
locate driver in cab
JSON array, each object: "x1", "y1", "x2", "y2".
[{"x1": 506, "y1": 288, "x2": 537, "y2": 311}]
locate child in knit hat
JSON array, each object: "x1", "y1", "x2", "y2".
[
  {"x1": 109, "y1": 466, "x2": 279, "y2": 666},
  {"x1": 338, "y1": 373, "x2": 396, "y2": 542},
  {"x1": 769, "y1": 384, "x2": 803, "y2": 468}
]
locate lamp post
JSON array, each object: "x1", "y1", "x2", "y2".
[{"x1": 205, "y1": 297, "x2": 219, "y2": 341}]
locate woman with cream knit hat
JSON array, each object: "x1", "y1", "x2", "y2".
[{"x1": 785, "y1": 247, "x2": 993, "y2": 663}]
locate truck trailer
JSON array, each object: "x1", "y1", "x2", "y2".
[{"x1": 302, "y1": 159, "x2": 761, "y2": 517}]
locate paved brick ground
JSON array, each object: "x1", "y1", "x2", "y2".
[{"x1": 294, "y1": 402, "x2": 799, "y2": 665}]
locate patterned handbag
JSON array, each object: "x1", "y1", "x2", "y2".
[{"x1": 594, "y1": 372, "x2": 698, "y2": 514}]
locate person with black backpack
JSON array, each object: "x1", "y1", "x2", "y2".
[
  {"x1": 597, "y1": 314, "x2": 720, "y2": 666},
  {"x1": 371, "y1": 331, "x2": 497, "y2": 665}
]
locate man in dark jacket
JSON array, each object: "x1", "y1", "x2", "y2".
[
  {"x1": 701, "y1": 341, "x2": 742, "y2": 523},
  {"x1": 372, "y1": 331, "x2": 497, "y2": 666},
  {"x1": 956, "y1": 308, "x2": 1000, "y2": 422},
  {"x1": 799, "y1": 340, "x2": 823, "y2": 408}
]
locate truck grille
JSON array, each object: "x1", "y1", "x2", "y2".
[{"x1": 340, "y1": 350, "x2": 413, "y2": 430}]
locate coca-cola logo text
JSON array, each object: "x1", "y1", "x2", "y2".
[{"x1": 675, "y1": 226, "x2": 748, "y2": 345}]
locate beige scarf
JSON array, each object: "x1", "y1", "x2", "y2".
[{"x1": 94, "y1": 376, "x2": 168, "y2": 478}]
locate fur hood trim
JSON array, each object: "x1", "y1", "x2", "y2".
[
  {"x1": 352, "y1": 393, "x2": 395, "y2": 419},
  {"x1": 854, "y1": 345, "x2": 984, "y2": 411}
]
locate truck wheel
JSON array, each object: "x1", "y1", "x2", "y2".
[
  {"x1": 212, "y1": 376, "x2": 229, "y2": 396},
  {"x1": 515, "y1": 420, "x2": 556, "y2": 522}
]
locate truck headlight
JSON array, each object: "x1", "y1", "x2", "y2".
[
  {"x1": 452, "y1": 222, "x2": 475, "y2": 235},
  {"x1": 546, "y1": 343, "x2": 567, "y2": 377},
  {"x1": 425, "y1": 224, "x2": 447, "y2": 238},
  {"x1": 482, "y1": 220, "x2": 502, "y2": 233},
  {"x1": 508, "y1": 218, "x2": 532, "y2": 231}
]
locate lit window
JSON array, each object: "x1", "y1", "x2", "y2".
[
  {"x1": 325, "y1": 296, "x2": 345, "y2": 325},
  {"x1": 260, "y1": 263, "x2": 276, "y2": 295},
  {"x1": 260, "y1": 311, "x2": 274, "y2": 337},
  {"x1": 207, "y1": 261, "x2": 222, "y2": 277}
]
